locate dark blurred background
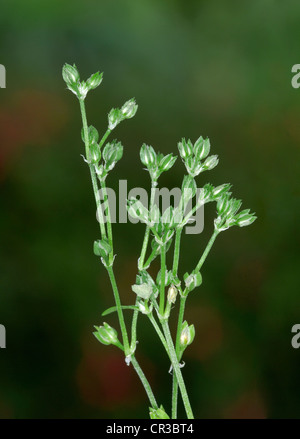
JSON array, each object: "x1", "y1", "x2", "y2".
[{"x1": 0, "y1": 0, "x2": 300, "y2": 419}]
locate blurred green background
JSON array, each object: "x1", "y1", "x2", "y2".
[{"x1": 1, "y1": 0, "x2": 300, "y2": 419}]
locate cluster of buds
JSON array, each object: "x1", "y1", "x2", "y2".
[
  {"x1": 63, "y1": 64, "x2": 137, "y2": 183},
  {"x1": 178, "y1": 137, "x2": 218, "y2": 178},
  {"x1": 62, "y1": 63, "x2": 103, "y2": 100},
  {"x1": 214, "y1": 191, "x2": 257, "y2": 232},
  {"x1": 108, "y1": 98, "x2": 138, "y2": 130},
  {"x1": 127, "y1": 199, "x2": 178, "y2": 246},
  {"x1": 140, "y1": 144, "x2": 177, "y2": 181}
]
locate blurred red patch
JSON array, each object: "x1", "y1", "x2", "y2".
[
  {"x1": 76, "y1": 335, "x2": 156, "y2": 411},
  {"x1": 0, "y1": 90, "x2": 68, "y2": 180},
  {"x1": 223, "y1": 388, "x2": 267, "y2": 419}
]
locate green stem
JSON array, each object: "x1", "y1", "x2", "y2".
[
  {"x1": 99, "y1": 128, "x2": 111, "y2": 149},
  {"x1": 143, "y1": 247, "x2": 158, "y2": 269},
  {"x1": 161, "y1": 319, "x2": 194, "y2": 419},
  {"x1": 107, "y1": 266, "x2": 130, "y2": 354},
  {"x1": 148, "y1": 313, "x2": 169, "y2": 356},
  {"x1": 130, "y1": 299, "x2": 139, "y2": 352},
  {"x1": 79, "y1": 98, "x2": 107, "y2": 238},
  {"x1": 172, "y1": 228, "x2": 182, "y2": 276},
  {"x1": 195, "y1": 229, "x2": 219, "y2": 273},
  {"x1": 159, "y1": 245, "x2": 167, "y2": 316},
  {"x1": 90, "y1": 166, "x2": 107, "y2": 238},
  {"x1": 139, "y1": 182, "x2": 156, "y2": 270},
  {"x1": 100, "y1": 178, "x2": 114, "y2": 262},
  {"x1": 172, "y1": 230, "x2": 219, "y2": 417},
  {"x1": 131, "y1": 355, "x2": 158, "y2": 409},
  {"x1": 172, "y1": 295, "x2": 187, "y2": 419},
  {"x1": 132, "y1": 181, "x2": 157, "y2": 349},
  {"x1": 78, "y1": 96, "x2": 158, "y2": 417},
  {"x1": 181, "y1": 198, "x2": 205, "y2": 227}
]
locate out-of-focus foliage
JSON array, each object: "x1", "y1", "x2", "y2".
[{"x1": 0, "y1": 0, "x2": 299, "y2": 418}]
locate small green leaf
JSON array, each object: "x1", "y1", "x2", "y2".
[{"x1": 102, "y1": 305, "x2": 139, "y2": 316}]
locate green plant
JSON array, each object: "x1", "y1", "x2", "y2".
[{"x1": 62, "y1": 63, "x2": 257, "y2": 419}]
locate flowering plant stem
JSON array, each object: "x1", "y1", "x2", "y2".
[
  {"x1": 63, "y1": 63, "x2": 257, "y2": 419},
  {"x1": 171, "y1": 229, "x2": 219, "y2": 418},
  {"x1": 79, "y1": 96, "x2": 158, "y2": 409}
]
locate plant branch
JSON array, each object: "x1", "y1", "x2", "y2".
[
  {"x1": 131, "y1": 355, "x2": 158, "y2": 410},
  {"x1": 161, "y1": 319, "x2": 194, "y2": 419}
]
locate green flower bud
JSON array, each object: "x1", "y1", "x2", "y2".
[
  {"x1": 178, "y1": 138, "x2": 193, "y2": 160},
  {"x1": 62, "y1": 63, "x2": 80, "y2": 87},
  {"x1": 217, "y1": 193, "x2": 231, "y2": 215},
  {"x1": 226, "y1": 198, "x2": 242, "y2": 217},
  {"x1": 167, "y1": 285, "x2": 178, "y2": 304},
  {"x1": 184, "y1": 271, "x2": 202, "y2": 292},
  {"x1": 158, "y1": 153, "x2": 177, "y2": 173},
  {"x1": 103, "y1": 141, "x2": 123, "y2": 171},
  {"x1": 86, "y1": 71, "x2": 103, "y2": 91},
  {"x1": 93, "y1": 322, "x2": 119, "y2": 346},
  {"x1": 121, "y1": 98, "x2": 138, "y2": 119},
  {"x1": 212, "y1": 183, "x2": 231, "y2": 199},
  {"x1": 203, "y1": 154, "x2": 219, "y2": 171},
  {"x1": 81, "y1": 125, "x2": 99, "y2": 145},
  {"x1": 140, "y1": 144, "x2": 157, "y2": 168},
  {"x1": 194, "y1": 136, "x2": 210, "y2": 161},
  {"x1": 179, "y1": 321, "x2": 195, "y2": 348},
  {"x1": 89, "y1": 142, "x2": 101, "y2": 164},
  {"x1": 108, "y1": 108, "x2": 122, "y2": 130},
  {"x1": 181, "y1": 175, "x2": 197, "y2": 205},
  {"x1": 198, "y1": 183, "x2": 214, "y2": 203},
  {"x1": 235, "y1": 213, "x2": 257, "y2": 227}
]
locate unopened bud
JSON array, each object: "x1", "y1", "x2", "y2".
[
  {"x1": 158, "y1": 154, "x2": 177, "y2": 173},
  {"x1": 203, "y1": 154, "x2": 219, "y2": 171},
  {"x1": 236, "y1": 213, "x2": 257, "y2": 227},
  {"x1": 217, "y1": 193, "x2": 231, "y2": 215},
  {"x1": 86, "y1": 71, "x2": 103, "y2": 90},
  {"x1": 178, "y1": 138, "x2": 193, "y2": 160},
  {"x1": 212, "y1": 183, "x2": 231, "y2": 198},
  {"x1": 179, "y1": 322, "x2": 195, "y2": 348},
  {"x1": 194, "y1": 137, "x2": 210, "y2": 161},
  {"x1": 121, "y1": 98, "x2": 138, "y2": 119},
  {"x1": 62, "y1": 63, "x2": 80, "y2": 86},
  {"x1": 93, "y1": 322, "x2": 119, "y2": 346},
  {"x1": 108, "y1": 108, "x2": 122, "y2": 130},
  {"x1": 140, "y1": 144, "x2": 157, "y2": 168},
  {"x1": 167, "y1": 285, "x2": 178, "y2": 304}
]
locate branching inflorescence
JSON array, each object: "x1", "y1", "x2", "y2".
[{"x1": 62, "y1": 63, "x2": 257, "y2": 419}]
